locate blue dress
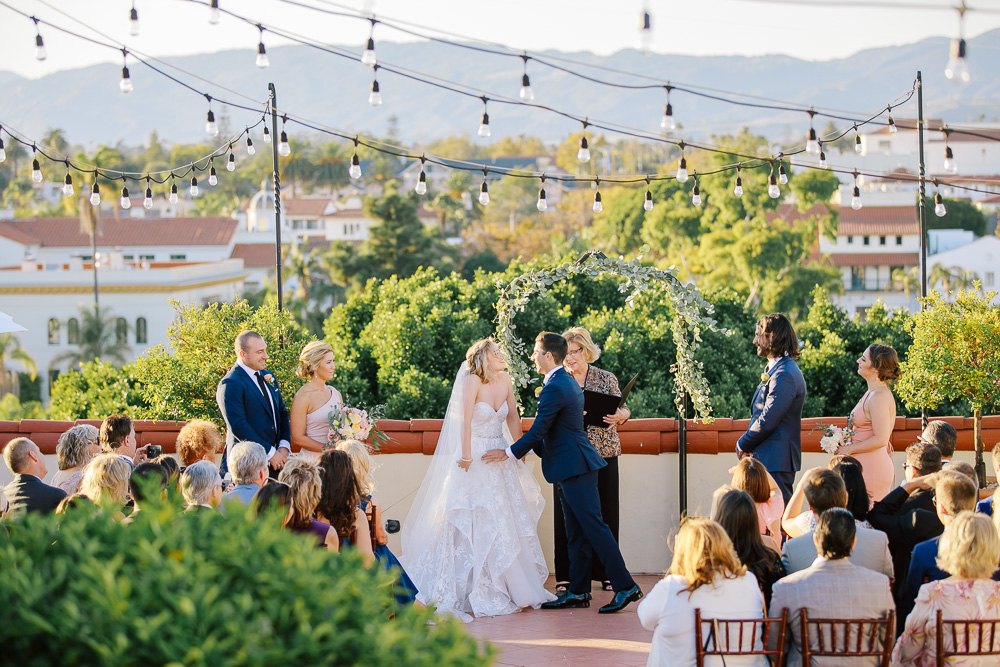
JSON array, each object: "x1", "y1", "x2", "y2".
[{"x1": 360, "y1": 495, "x2": 418, "y2": 606}]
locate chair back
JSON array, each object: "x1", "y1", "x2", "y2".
[
  {"x1": 799, "y1": 609, "x2": 895, "y2": 667},
  {"x1": 935, "y1": 609, "x2": 1000, "y2": 666},
  {"x1": 694, "y1": 607, "x2": 787, "y2": 667}
]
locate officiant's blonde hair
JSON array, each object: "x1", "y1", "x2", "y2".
[
  {"x1": 466, "y1": 338, "x2": 500, "y2": 384},
  {"x1": 562, "y1": 327, "x2": 601, "y2": 363}
]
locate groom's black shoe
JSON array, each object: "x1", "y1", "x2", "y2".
[
  {"x1": 541, "y1": 591, "x2": 591, "y2": 609},
  {"x1": 598, "y1": 584, "x2": 643, "y2": 613}
]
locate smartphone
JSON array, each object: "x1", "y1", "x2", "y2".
[{"x1": 147, "y1": 444, "x2": 162, "y2": 459}]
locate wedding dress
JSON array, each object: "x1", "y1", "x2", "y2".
[{"x1": 400, "y1": 365, "x2": 555, "y2": 622}]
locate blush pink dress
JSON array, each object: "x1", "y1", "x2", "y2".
[
  {"x1": 849, "y1": 389, "x2": 896, "y2": 505},
  {"x1": 296, "y1": 387, "x2": 340, "y2": 463}
]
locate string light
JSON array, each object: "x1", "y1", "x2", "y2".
[
  {"x1": 660, "y1": 86, "x2": 677, "y2": 133},
  {"x1": 120, "y1": 183, "x2": 131, "y2": 210},
  {"x1": 934, "y1": 192, "x2": 947, "y2": 217},
  {"x1": 691, "y1": 174, "x2": 701, "y2": 207},
  {"x1": 643, "y1": 177, "x2": 654, "y2": 211},
  {"x1": 478, "y1": 170, "x2": 490, "y2": 206},
  {"x1": 129, "y1": 4, "x2": 139, "y2": 37},
  {"x1": 854, "y1": 128, "x2": 863, "y2": 155},
  {"x1": 519, "y1": 54, "x2": 534, "y2": 102},
  {"x1": 733, "y1": 167, "x2": 743, "y2": 197},
  {"x1": 778, "y1": 162, "x2": 788, "y2": 186},
  {"x1": 189, "y1": 177, "x2": 200, "y2": 197},
  {"x1": 205, "y1": 105, "x2": 219, "y2": 138},
  {"x1": 636, "y1": 6, "x2": 653, "y2": 53},
  {"x1": 361, "y1": 21, "x2": 377, "y2": 67},
  {"x1": 169, "y1": 178, "x2": 179, "y2": 204},
  {"x1": 227, "y1": 144, "x2": 236, "y2": 172},
  {"x1": 887, "y1": 107, "x2": 897, "y2": 134},
  {"x1": 62, "y1": 169, "x2": 74, "y2": 197},
  {"x1": 478, "y1": 98, "x2": 491, "y2": 138},
  {"x1": 278, "y1": 116, "x2": 291, "y2": 157},
  {"x1": 577, "y1": 124, "x2": 591, "y2": 163},
  {"x1": 945, "y1": 6, "x2": 969, "y2": 83},
  {"x1": 851, "y1": 172, "x2": 863, "y2": 210},
  {"x1": 349, "y1": 141, "x2": 362, "y2": 179},
  {"x1": 246, "y1": 134, "x2": 256, "y2": 156},
  {"x1": 143, "y1": 177, "x2": 153, "y2": 209},
  {"x1": 767, "y1": 164, "x2": 780, "y2": 199},
  {"x1": 536, "y1": 176, "x2": 548, "y2": 212},
  {"x1": 0, "y1": 131, "x2": 5, "y2": 163},
  {"x1": 120, "y1": 51, "x2": 133, "y2": 94},
  {"x1": 676, "y1": 144, "x2": 688, "y2": 183},
  {"x1": 592, "y1": 178, "x2": 603, "y2": 213},
  {"x1": 415, "y1": 157, "x2": 427, "y2": 195},
  {"x1": 256, "y1": 25, "x2": 270, "y2": 69},
  {"x1": 819, "y1": 144, "x2": 829, "y2": 170},
  {"x1": 369, "y1": 70, "x2": 383, "y2": 107},
  {"x1": 805, "y1": 110, "x2": 820, "y2": 156},
  {"x1": 33, "y1": 17, "x2": 46, "y2": 61},
  {"x1": 942, "y1": 130, "x2": 957, "y2": 174},
  {"x1": 31, "y1": 147, "x2": 42, "y2": 183},
  {"x1": 90, "y1": 182, "x2": 101, "y2": 206},
  {"x1": 262, "y1": 125, "x2": 271, "y2": 143},
  {"x1": 208, "y1": 159, "x2": 218, "y2": 186},
  {"x1": 209, "y1": 0, "x2": 221, "y2": 25}
]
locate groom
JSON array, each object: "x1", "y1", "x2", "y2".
[{"x1": 482, "y1": 332, "x2": 642, "y2": 613}]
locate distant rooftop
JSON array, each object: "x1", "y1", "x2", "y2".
[{"x1": 0, "y1": 217, "x2": 238, "y2": 247}]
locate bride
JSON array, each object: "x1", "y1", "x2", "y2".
[{"x1": 400, "y1": 338, "x2": 555, "y2": 621}]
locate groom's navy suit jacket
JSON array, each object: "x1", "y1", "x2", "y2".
[
  {"x1": 510, "y1": 367, "x2": 605, "y2": 484},
  {"x1": 735, "y1": 356, "x2": 806, "y2": 475},
  {"x1": 216, "y1": 364, "x2": 290, "y2": 474}
]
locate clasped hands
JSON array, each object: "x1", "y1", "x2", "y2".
[{"x1": 270, "y1": 448, "x2": 289, "y2": 470}]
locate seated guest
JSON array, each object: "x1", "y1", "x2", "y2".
[
  {"x1": 781, "y1": 469, "x2": 893, "y2": 578},
  {"x1": 976, "y1": 443, "x2": 1000, "y2": 516},
  {"x1": 52, "y1": 424, "x2": 100, "y2": 494},
  {"x1": 176, "y1": 419, "x2": 224, "y2": 468},
  {"x1": 892, "y1": 512, "x2": 1000, "y2": 665},
  {"x1": 943, "y1": 460, "x2": 977, "y2": 482},
  {"x1": 782, "y1": 466, "x2": 873, "y2": 538},
  {"x1": 3, "y1": 437, "x2": 67, "y2": 515},
  {"x1": 219, "y1": 441, "x2": 268, "y2": 513},
  {"x1": 731, "y1": 457, "x2": 784, "y2": 543},
  {"x1": 180, "y1": 460, "x2": 222, "y2": 512},
  {"x1": 316, "y1": 450, "x2": 375, "y2": 567},
  {"x1": 771, "y1": 508, "x2": 895, "y2": 667},
  {"x1": 712, "y1": 486, "x2": 785, "y2": 609},
  {"x1": 918, "y1": 420, "x2": 957, "y2": 464},
  {"x1": 897, "y1": 470, "x2": 980, "y2": 630},
  {"x1": 277, "y1": 460, "x2": 337, "y2": 551},
  {"x1": 55, "y1": 493, "x2": 94, "y2": 515},
  {"x1": 100, "y1": 414, "x2": 148, "y2": 468},
  {"x1": 79, "y1": 453, "x2": 133, "y2": 520},
  {"x1": 252, "y1": 481, "x2": 290, "y2": 516},
  {"x1": 833, "y1": 461, "x2": 873, "y2": 529},
  {"x1": 868, "y1": 442, "x2": 944, "y2": 595},
  {"x1": 829, "y1": 454, "x2": 864, "y2": 470},
  {"x1": 637, "y1": 517, "x2": 766, "y2": 667},
  {"x1": 151, "y1": 454, "x2": 181, "y2": 492},
  {"x1": 121, "y1": 463, "x2": 169, "y2": 524}
]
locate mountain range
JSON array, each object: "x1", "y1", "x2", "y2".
[{"x1": 1, "y1": 29, "x2": 998, "y2": 149}]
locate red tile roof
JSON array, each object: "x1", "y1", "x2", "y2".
[
  {"x1": 0, "y1": 217, "x2": 237, "y2": 247},
  {"x1": 825, "y1": 252, "x2": 919, "y2": 267},
  {"x1": 284, "y1": 199, "x2": 333, "y2": 217},
  {"x1": 765, "y1": 203, "x2": 829, "y2": 225},
  {"x1": 979, "y1": 194, "x2": 1000, "y2": 204},
  {"x1": 230, "y1": 243, "x2": 279, "y2": 269},
  {"x1": 838, "y1": 206, "x2": 918, "y2": 235}
]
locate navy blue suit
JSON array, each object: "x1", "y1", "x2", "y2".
[
  {"x1": 216, "y1": 364, "x2": 290, "y2": 475},
  {"x1": 736, "y1": 356, "x2": 806, "y2": 504},
  {"x1": 511, "y1": 367, "x2": 635, "y2": 594}
]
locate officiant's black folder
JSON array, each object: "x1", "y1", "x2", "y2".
[{"x1": 582, "y1": 373, "x2": 638, "y2": 428}]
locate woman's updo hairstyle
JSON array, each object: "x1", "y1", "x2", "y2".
[
  {"x1": 466, "y1": 338, "x2": 499, "y2": 384},
  {"x1": 296, "y1": 341, "x2": 335, "y2": 379},
  {"x1": 868, "y1": 343, "x2": 901, "y2": 383}
]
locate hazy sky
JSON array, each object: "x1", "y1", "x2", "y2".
[{"x1": 1, "y1": 0, "x2": 998, "y2": 79}]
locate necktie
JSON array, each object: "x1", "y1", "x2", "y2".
[{"x1": 255, "y1": 371, "x2": 276, "y2": 428}]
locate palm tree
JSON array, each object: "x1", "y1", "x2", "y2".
[
  {"x1": 891, "y1": 266, "x2": 920, "y2": 300},
  {"x1": 929, "y1": 263, "x2": 979, "y2": 293},
  {"x1": 42, "y1": 128, "x2": 70, "y2": 157},
  {"x1": 0, "y1": 334, "x2": 37, "y2": 398},
  {"x1": 52, "y1": 306, "x2": 131, "y2": 369}
]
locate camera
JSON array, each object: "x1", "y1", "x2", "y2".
[
  {"x1": 385, "y1": 519, "x2": 400, "y2": 534},
  {"x1": 146, "y1": 444, "x2": 162, "y2": 459}
]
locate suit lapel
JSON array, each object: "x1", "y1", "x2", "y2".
[{"x1": 240, "y1": 366, "x2": 273, "y2": 416}]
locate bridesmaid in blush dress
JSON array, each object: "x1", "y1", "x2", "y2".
[
  {"x1": 837, "y1": 344, "x2": 901, "y2": 505},
  {"x1": 290, "y1": 341, "x2": 342, "y2": 463}
]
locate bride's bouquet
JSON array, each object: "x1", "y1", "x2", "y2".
[
  {"x1": 327, "y1": 403, "x2": 390, "y2": 450},
  {"x1": 814, "y1": 414, "x2": 856, "y2": 455}
]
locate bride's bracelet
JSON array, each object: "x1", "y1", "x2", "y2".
[{"x1": 459, "y1": 457, "x2": 472, "y2": 462}]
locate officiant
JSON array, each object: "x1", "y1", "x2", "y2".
[{"x1": 552, "y1": 327, "x2": 631, "y2": 593}]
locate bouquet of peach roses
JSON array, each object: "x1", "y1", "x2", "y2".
[
  {"x1": 815, "y1": 414, "x2": 856, "y2": 455},
  {"x1": 327, "y1": 403, "x2": 390, "y2": 449}
]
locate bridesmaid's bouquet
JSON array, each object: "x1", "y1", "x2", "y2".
[
  {"x1": 814, "y1": 414, "x2": 856, "y2": 455},
  {"x1": 327, "y1": 403, "x2": 390, "y2": 449}
]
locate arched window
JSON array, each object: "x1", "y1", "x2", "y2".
[
  {"x1": 116, "y1": 317, "x2": 128, "y2": 345},
  {"x1": 67, "y1": 317, "x2": 80, "y2": 344},
  {"x1": 135, "y1": 317, "x2": 147, "y2": 344},
  {"x1": 48, "y1": 318, "x2": 60, "y2": 345}
]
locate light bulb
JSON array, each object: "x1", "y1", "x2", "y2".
[
  {"x1": 945, "y1": 39, "x2": 969, "y2": 83},
  {"x1": 415, "y1": 170, "x2": 427, "y2": 195},
  {"x1": 31, "y1": 159, "x2": 43, "y2": 183},
  {"x1": 478, "y1": 181, "x2": 490, "y2": 206},
  {"x1": 206, "y1": 110, "x2": 219, "y2": 138},
  {"x1": 660, "y1": 103, "x2": 676, "y2": 132},
  {"x1": 934, "y1": 193, "x2": 947, "y2": 217},
  {"x1": 691, "y1": 186, "x2": 701, "y2": 207},
  {"x1": 169, "y1": 184, "x2": 179, "y2": 204},
  {"x1": 943, "y1": 146, "x2": 957, "y2": 174},
  {"x1": 256, "y1": 43, "x2": 270, "y2": 69},
  {"x1": 190, "y1": 177, "x2": 199, "y2": 197},
  {"x1": 819, "y1": 151, "x2": 828, "y2": 170},
  {"x1": 676, "y1": 157, "x2": 688, "y2": 184},
  {"x1": 277, "y1": 132, "x2": 290, "y2": 157},
  {"x1": 593, "y1": 191, "x2": 603, "y2": 214},
  {"x1": 129, "y1": 7, "x2": 140, "y2": 36},
  {"x1": 143, "y1": 186, "x2": 153, "y2": 209},
  {"x1": 209, "y1": 0, "x2": 221, "y2": 24},
  {"x1": 361, "y1": 37, "x2": 376, "y2": 67},
  {"x1": 90, "y1": 183, "x2": 101, "y2": 206},
  {"x1": 35, "y1": 34, "x2": 47, "y2": 61},
  {"x1": 855, "y1": 134, "x2": 863, "y2": 155},
  {"x1": 806, "y1": 128, "x2": 820, "y2": 156},
  {"x1": 778, "y1": 165, "x2": 788, "y2": 185},
  {"x1": 536, "y1": 188, "x2": 547, "y2": 212},
  {"x1": 63, "y1": 173, "x2": 74, "y2": 197},
  {"x1": 888, "y1": 116, "x2": 897, "y2": 134},
  {"x1": 851, "y1": 186, "x2": 862, "y2": 210},
  {"x1": 478, "y1": 112, "x2": 491, "y2": 138},
  {"x1": 768, "y1": 175, "x2": 780, "y2": 199},
  {"x1": 577, "y1": 137, "x2": 591, "y2": 163},
  {"x1": 209, "y1": 167, "x2": 218, "y2": 186},
  {"x1": 349, "y1": 154, "x2": 362, "y2": 180},
  {"x1": 734, "y1": 176, "x2": 743, "y2": 198},
  {"x1": 643, "y1": 189, "x2": 653, "y2": 211},
  {"x1": 246, "y1": 137, "x2": 256, "y2": 156},
  {"x1": 120, "y1": 67, "x2": 133, "y2": 94},
  {"x1": 369, "y1": 80, "x2": 382, "y2": 107},
  {"x1": 227, "y1": 153, "x2": 236, "y2": 171},
  {"x1": 0, "y1": 137, "x2": 5, "y2": 163},
  {"x1": 120, "y1": 186, "x2": 131, "y2": 210},
  {"x1": 636, "y1": 10, "x2": 653, "y2": 53},
  {"x1": 262, "y1": 125, "x2": 271, "y2": 143},
  {"x1": 519, "y1": 73, "x2": 534, "y2": 102}
]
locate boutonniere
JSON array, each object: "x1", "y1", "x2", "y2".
[
  {"x1": 534, "y1": 386, "x2": 543, "y2": 398},
  {"x1": 263, "y1": 373, "x2": 276, "y2": 387},
  {"x1": 759, "y1": 372, "x2": 770, "y2": 387}
]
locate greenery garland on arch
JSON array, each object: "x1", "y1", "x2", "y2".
[{"x1": 494, "y1": 249, "x2": 726, "y2": 422}]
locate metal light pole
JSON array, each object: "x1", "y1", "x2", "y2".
[
  {"x1": 678, "y1": 389, "x2": 688, "y2": 521},
  {"x1": 916, "y1": 71, "x2": 929, "y2": 429},
  {"x1": 268, "y1": 83, "x2": 284, "y2": 313}
]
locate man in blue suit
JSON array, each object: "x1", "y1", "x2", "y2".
[
  {"x1": 736, "y1": 313, "x2": 807, "y2": 505},
  {"x1": 216, "y1": 330, "x2": 291, "y2": 477},
  {"x1": 482, "y1": 332, "x2": 641, "y2": 613}
]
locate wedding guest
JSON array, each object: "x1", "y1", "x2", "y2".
[
  {"x1": 79, "y1": 453, "x2": 132, "y2": 519},
  {"x1": 917, "y1": 420, "x2": 957, "y2": 463},
  {"x1": 54, "y1": 493, "x2": 94, "y2": 515},
  {"x1": 316, "y1": 450, "x2": 375, "y2": 567},
  {"x1": 637, "y1": 517, "x2": 766, "y2": 667},
  {"x1": 829, "y1": 454, "x2": 864, "y2": 470},
  {"x1": 100, "y1": 414, "x2": 149, "y2": 468},
  {"x1": 2, "y1": 437, "x2": 67, "y2": 516},
  {"x1": 552, "y1": 327, "x2": 630, "y2": 592},
  {"x1": 176, "y1": 419, "x2": 224, "y2": 468},
  {"x1": 712, "y1": 487, "x2": 786, "y2": 609},
  {"x1": 731, "y1": 457, "x2": 784, "y2": 544},
  {"x1": 219, "y1": 441, "x2": 268, "y2": 513},
  {"x1": 121, "y1": 463, "x2": 168, "y2": 525},
  {"x1": 943, "y1": 460, "x2": 977, "y2": 483},
  {"x1": 52, "y1": 424, "x2": 100, "y2": 494},
  {"x1": 181, "y1": 460, "x2": 222, "y2": 512},
  {"x1": 834, "y1": 461, "x2": 873, "y2": 529},
  {"x1": 252, "y1": 481, "x2": 290, "y2": 516},
  {"x1": 736, "y1": 313, "x2": 806, "y2": 506},
  {"x1": 897, "y1": 470, "x2": 979, "y2": 633},
  {"x1": 278, "y1": 460, "x2": 337, "y2": 551},
  {"x1": 290, "y1": 341, "x2": 342, "y2": 463},
  {"x1": 892, "y1": 512, "x2": 1000, "y2": 665},
  {"x1": 781, "y1": 469, "x2": 893, "y2": 578},
  {"x1": 836, "y1": 344, "x2": 900, "y2": 504},
  {"x1": 976, "y1": 442, "x2": 1000, "y2": 516},
  {"x1": 770, "y1": 508, "x2": 894, "y2": 667},
  {"x1": 152, "y1": 454, "x2": 180, "y2": 491}
]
